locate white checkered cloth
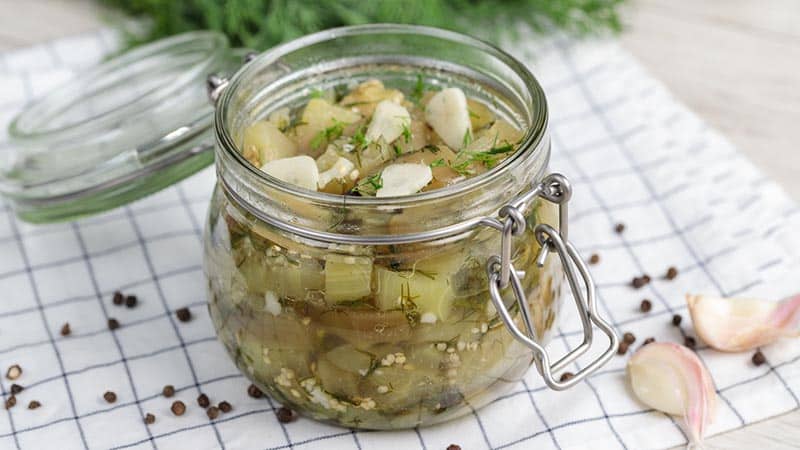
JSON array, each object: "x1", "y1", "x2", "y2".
[{"x1": 0, "y1": 28, "x2": 799, "y2": 450}]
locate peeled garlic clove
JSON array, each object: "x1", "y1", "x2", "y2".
[
  {"x1": 366, "y1": 100, "x2": 411, "y2": 144},
  {"x1": 376, "y1": 163, "x2": 432, "y2": 197},
  {"x1": 261, "y1": 155, "x2": 320, "y2": 191},
  {"x1": 318, "y1": 156, "x2": 356, "y2": 189},
  {"x1": 424, "y1": 87, "x2": 471, "y2": 149},
  {"x1": 628, "y1": 342, "x2": 716, "y2": 446},
  {"x1": 687, "y1": 294, "x2": 800, "y2": 352}
]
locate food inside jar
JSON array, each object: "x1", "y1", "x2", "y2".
[
  {"x1": 239, "y1": 77, "x2": 524, "y2": 197},
  {"x1": 206, "y1": 189, "x2": 562, "y2": 429}
]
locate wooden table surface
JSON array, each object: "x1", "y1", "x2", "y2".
[{"x1": 1, "y1": 1, "x2": 798, "y2": 448}]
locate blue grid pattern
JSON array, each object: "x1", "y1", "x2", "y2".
[{"x1": 0, "y1": 28, "x2": 799, "y2": 450}]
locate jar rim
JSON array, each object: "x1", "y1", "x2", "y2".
[{"x1": 214, "y1": 23, "x2": 548, "y2": 207}]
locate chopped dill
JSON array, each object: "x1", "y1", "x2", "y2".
[
  {"x1": 351, "y1": 125, "x2": 367, "y2": 150},
  {"x1": 410, "y1": 73, "x2": 426, "y2": 103},
  {"x1": 400, "y1": 282, "x2": 421, "y2": 327},
  {"x1": 461, "y1": 129, "x2": 472, "y2": 148},
  {"x1": 401, "y1": 121, "x2": 412, "y2": 144},
  {"x1": 310, "y1": 120, "x2": 346, "y2": 150},
  {"x1": 352, "y1": 171, "x2": 383, "y2": 195},
  {"x1": 429, "y1": 158, "x2": 446, "y2": 168}
]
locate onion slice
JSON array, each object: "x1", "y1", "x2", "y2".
[
  {"x1": 628, "y1": 342, "x2": 716, "y2": 446},
  {"x1": 687, "y1": 293, "x2": 800, "y2": 352}
]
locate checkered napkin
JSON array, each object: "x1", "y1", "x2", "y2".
[{"x1": 0, "y1": 28, "x2": 799, "y2": 450}]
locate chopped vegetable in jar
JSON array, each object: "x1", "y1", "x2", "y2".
[{"x1": 238, "y1": 79, "x2": 524, "y2": 197}]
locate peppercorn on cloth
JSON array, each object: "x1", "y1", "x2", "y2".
[{"x1": 0, "y1": 28, "x2": 799, "y2": 450}]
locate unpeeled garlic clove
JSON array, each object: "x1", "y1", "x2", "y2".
[
  {"x1": 687, "y1": 293, "x2": 800, "y2": 352},
  {"x1": 628, "y1": 342, "x2": 716, "y2": 446}
]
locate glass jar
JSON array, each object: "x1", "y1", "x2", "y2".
[{"x1": 203, "y1": 25, "x2": 617, "y2": 429}]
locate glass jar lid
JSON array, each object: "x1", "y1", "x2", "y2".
[{"x1": 0, "y1": 31, "x2": 241, "y2": 223}]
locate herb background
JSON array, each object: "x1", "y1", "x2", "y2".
[{"x1": 99, "y1": 0, "x2": 626, "y2": 49}]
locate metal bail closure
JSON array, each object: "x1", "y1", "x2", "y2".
[{"x1": 485, "y1": 173, "x2": 618, "y2": 390}]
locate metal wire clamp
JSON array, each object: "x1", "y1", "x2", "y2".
[{"x1": 485, "y1": 173, "x2": 619, "y2": 390}]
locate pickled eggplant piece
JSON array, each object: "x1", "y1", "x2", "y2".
[{"x1": 238, "y1": 78, "x2": 524, "y2": 196}]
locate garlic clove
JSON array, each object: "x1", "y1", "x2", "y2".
[
  {"x1": 375, "y1": 163, "x2": 432, "y2": 197},
  {"x1": 261, "y1": 155, "x2": 320, "y2": 191},
  {"x1": 366, "y1": 100, "x2": 411, "y2": 144},
  {"x1": 687, "y1": 293, "x2": 800, "y2": 352},
  {"x1": 424, "y1": 87, "x2": 471, "y2": 150},
  {"x1": 317, "y1": 156, "x2": 356, "y2": 189},
  {"x1": 628, "y1": 342, "x2": 716, "y2": 446}
]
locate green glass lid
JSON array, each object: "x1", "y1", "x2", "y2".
[{"x1": 0, "y1": 31, "x2": 241, "y2": 223}]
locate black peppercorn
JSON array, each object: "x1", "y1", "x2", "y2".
[
  {"x1": 107, "y1": 318, "x2": 120, "y2": 330},
  {"x1": 623, "y1": 332, "x2": 636, "y2": 344},
  {"x1": 28, "y1": 400, "x2": 41, "y2": 410},
  {"x1": 218, "y1": 401, "x2": 232, "y2": 413},
  {"x1": 125, "y1": 295, "x2": 138, "y2": 308},
  {"x1": 640, "y1": 299, "x2": 652, "y2": 313},
  {"x1": 684, "y1": 336, "x2": 697, "y2": 349},
  {"x1": 144, "y1": 413, "x2": 156, "y2": 424},
  {"x1": 671, "y1": 314, "x2": 682, "y2": 327},
  {"x1": 559, "y1": 372, "x2": 574, "y2": 382},
  {"x1": 589, "y1": 254, "x2": 600, "y2": 265},
  {"x1": 752, "y1": 350, "x2": 766, "y2": 366},
  {"x1": 60, "y1": 323, "x2": 71, "y2": 337},
  {"x1": 162, "y1": 385, "x2": 175, "y2": 398},
  {"x1": 617, "y1": 341, "x2": 629, "y2": 355},
  {"x1": 197, "y1": 394, "x2": 210, "y2": 408},
  {"x1": 171, "y1": 401, "x2": 186, "y2": 416},
  {"x1": 10, "y1": 384, "x2": 23, "y2": 395},
  {"x1": 112, "y1": 291, "x2": 124, "y2": 305},
  {"x1": 665, "y1": 266, "x2": 679, "y2": 280},
  {"x1": 207, "y1": 406, "x2": 220, "y2": 420},
  {"x1": 614, "y1": 223, "x2": 625, "y2": 234},
  {"x1": 176, "y1": 307, "x2": 192, "y2": 322},
  {"x1": 276, "y1": 406, "x2": 298, "y2": 423},
  {"x1": 103, "y1": 391, "x2": 117, "y2": 403},
  {"x1": 643, "y1": 337, "x2": 656, "y2": 346},
  {"x1": 247, "y1": 384, "x2": 263, "y2": 399},
  {"x1": 632, "y1": 277, "x2": 647, "y2": 289}
]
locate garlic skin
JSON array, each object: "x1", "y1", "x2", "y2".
[
  {"x1": 687, "y1": 294, "x2": 800, "y2": 352},
  {"x1": 628, "y1": 342, "x2": 716, "y2": 446},
  {"x1": 424, "y1": 87, "x2": 471, "y2": 150}
]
